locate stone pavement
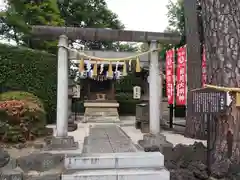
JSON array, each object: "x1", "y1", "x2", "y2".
[{"x1": 82, "y1": 125, "x2": 138, "y2": 153}]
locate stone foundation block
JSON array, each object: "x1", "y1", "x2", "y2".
[
  {"x1": 142, "y1": 133, "x2": 173, "y2": 153},
  {"x1": 45, "y1": 136, "x2": 78, "y2": 150},
  {"x1": 65, "y1": 152, "x2": 164, "y2": 170},
  {"x1": 68, "y1": 123, "x2": 78, "y2": 132},
  {"x1": 0, "y1": 167, "x2": 24, "y2": 180},
  {"x1": 25, "y1": 170, "x2": 62, "y2": 180},
  {"x1": 62, "y1": 168, "x2": 170, "y2": 180},
  {"x1": 17, "y1": 153, "x2": 64, "y2": 172},
  {"x1": 140, "y1": 122, "x2": 149, "y2": 133}
]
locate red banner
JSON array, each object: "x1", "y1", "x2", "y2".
[
  {"x1": 165, "y1": 49, "x2": 175, "y2": 104},
  {"x1": 202, "y1": 45, "x2": 207, "y2": 86},
  {"x1": 176, "y1": 46, "x2": 187, "y2": 105}
]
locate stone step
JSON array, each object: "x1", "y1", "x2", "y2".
[
  {"x1": 64, "y1": 152, "x2": 164, "y2": 170},
  {"x1": 84, "y1": 112, "x2": 119, "y2": 116},
  {"x1": 62, "y1": 168, "x2": 169, "y2": 180},
  {"x1": 83, "y1": 116, "x2": 120, "y2": 123},
  {"x1": 85, "y1": 107, "x2": 119, "y2": 112}
]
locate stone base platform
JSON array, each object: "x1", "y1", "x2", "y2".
[
  {"x1": 44, "y1": 136, "x2": 78, "y2": 150},
  {"x1": 83, "y1": 101, "x2": 120, "y2": 123},
  {"x1": 64, "y1": 152, "x2": 164, "y2": 170},
  {"x1": 62, "y1": 152, "x2": 169, "y2": 180},
  {"x1": 62, "y1": 168, "x2": 169, "y2": 180}
]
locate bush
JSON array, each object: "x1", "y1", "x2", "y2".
[
  {"x1": 72, "y1": 100, "x2": 84, "y2": 114},
  {"x1": 118, "y1": 100, "x2": 140, "y2": 115},
  {"x1": 115, "y1": 92, "x2": 140, "y2": 115},
  {"x1": 0, "y1": 91, "x2": 48, "y2": 143},
  {"x1": 0, "y1": 44, "x2": 57, "y2": 123},
  {"x1": 1, "y1": 91, "x2": 44, "y2": 109},
  {"x1": 115, "y1": 73, "x2": 142, "y2": 93}
]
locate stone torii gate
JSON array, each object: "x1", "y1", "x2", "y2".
[{"x1": 31, "y1": 26, "x2": 180, "y2": 149}]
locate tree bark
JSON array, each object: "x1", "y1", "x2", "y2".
[
  {"x1": 184, "y1": 0, "x2": 204, "y2": 139},
  {"x1": 201, "y1": 0, "x2": 240, "y2": 175}
]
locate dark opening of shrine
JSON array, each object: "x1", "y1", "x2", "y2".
[{"x1": 89, "y1": 79, "x2": 111, "y2": 92}]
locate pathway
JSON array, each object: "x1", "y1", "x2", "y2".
[
  {"x1": 62, "y1": 124, "x2": 169, "y2": 180},
  {"x1": 82, "y1": 125, "x2": 138, "y2": 153}
]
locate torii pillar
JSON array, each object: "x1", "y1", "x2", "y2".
[
  {"x1": 142, "y1": 40, "x2": 173, "y2": 152},
  {"x1": 46, "y1": 35, "x2": 78, "y2": 150}
]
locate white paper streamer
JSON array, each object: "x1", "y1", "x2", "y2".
[
  {"x1": 86, "y1": 60, "x2": 92, "y2": 72},
  {"x1": 129, "y1": 60, "x2": 132, "y2": 71},
  {"x1": 100, "y1": 63, "x2": 104, "y2": 74}
]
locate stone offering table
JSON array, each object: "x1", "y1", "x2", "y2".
[{"x1": 83, "y1": 101, "x2": 120, "y2": 123}]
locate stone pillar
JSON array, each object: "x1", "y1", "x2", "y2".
[
  {"x1": 45, "y1": 35, "x2": 78, "y2": 150},
  {"x1": 68, "y1": 79, "x2": 77, "y2": 132},
  {"x1": 140, "y1": 41, "x2": 173, "y2": 153},
  {"x1": 56, "y1": 34, "x2": 69, "y2": 137},
  {"x1": 149, "y1": 40, "x2": 160, "y2": 134}
]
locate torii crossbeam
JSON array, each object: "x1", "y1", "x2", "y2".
[{"x1": 32, "y1": 25, "x2": 181, "y2": 44}]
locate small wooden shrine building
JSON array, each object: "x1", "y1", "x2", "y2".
[{"x1": 69, "y1": 49, "x2": 150, "y2": 122}]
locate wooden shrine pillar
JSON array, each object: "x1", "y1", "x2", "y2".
[{"x1": 111, "y1": 81, "x2": 115, "y2": 101}]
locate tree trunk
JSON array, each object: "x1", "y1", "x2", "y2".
[
  {"x1": 201, "y1": 0, "x2": 240, "y2": 176},
  {"x1": 184, "y1": 0, "x2": 204, "y2": 139}
]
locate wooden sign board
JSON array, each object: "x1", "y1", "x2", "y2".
[
  {"x1": 72, "y1": 85, "x2": 81, "y2": 98},
  {"x1": 133, "y1": 86, "x2": 141, "y2": 99},
  {"x1": 188, "y1": 87, "x2": 227, "y2": 116}
]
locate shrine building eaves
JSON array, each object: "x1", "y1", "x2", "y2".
[{"x1": 31, "y1": 26, "x2": 181, "y2": 44}]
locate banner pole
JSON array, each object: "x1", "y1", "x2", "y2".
[{"x1": 172, "y1": 48, "x2": 176, "y2": 128}]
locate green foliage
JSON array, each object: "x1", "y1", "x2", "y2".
[
  {"x1": 162, "y1": 0, "x2": 203, "y2": 52},
  {"x1": 0, "y1": 0, "x2": 64, "y2": 53},
  {"x1": 58, "y1": 0, "x2": 123, "y2": 28},
  {"x1": 166, "y1": 0, "x2": 185, "y2": 45},
  {"x1": 115, "y1": 73, "x2": 142, "y2": 92},
  {"x1": 0, "y1": 92, "x2": 48, "y2": 143},
  {"x1": 116, "y1": 93, "x2": 141, "y2": 115},
  {"x1": 57, "y1": 0, "x2": 125, "y2": 50},
  {"x1": 114, "y1": 43, "x2": 139, "y2": 52},
  {"x1": 0, "y1": 43, "x2": 57, "y2": 123},
  {"x1": 0, "y1": 0, "x2": 137, "y2": 52},
  {"x1": 158, "y1": 0, "x2": 187, "y2": 59}
]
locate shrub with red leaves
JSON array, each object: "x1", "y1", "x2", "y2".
[{"x1": 0, "y1": 98, "x2": 47, "y2": 143}]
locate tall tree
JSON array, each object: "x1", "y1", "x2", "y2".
[
  {"x1": 0, "y1": 0, "x2": 64, "y2": 52},
  {"x1": 0, "y1": 0, "x2": 134, "y2": 52},
  {"x1": 201, "y1": 0, "x2": 240, "y2": 177},
  {"x1": 166, "y1": 0, "x2": 203, "y2": 46},
  {"x1": 57, "y1": 0, "x2": 125, "y2": 50},
  {"x1": 166, "y1": 0, "x2": 186, "y2": 46}
]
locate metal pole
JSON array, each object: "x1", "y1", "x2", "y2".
[
  {"x1": 169, "y1": 104, "x2": 174, "y2": 128},
  {"x1": 206, "y1": 113, "x2": 211, "y2": 176}
]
